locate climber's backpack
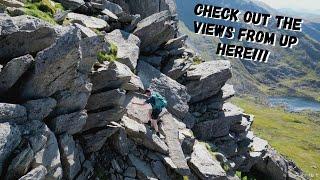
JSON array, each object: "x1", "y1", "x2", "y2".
[{"x1": 152, "y1": 92, "x2": 167, "y2": 109}]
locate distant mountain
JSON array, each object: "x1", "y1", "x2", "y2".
[{"x1": 176, "y1": 0, "x2": 320, "y2": 100}]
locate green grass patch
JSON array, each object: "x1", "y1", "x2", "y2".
[
  {"x1": 231, "y1": 97, "x2": 320, "y2": 179},
  {"x1": 24, "y1": 0, "x2": 64, "y2": 24},
  {"x1": 97, "y1": 43, "x2": 118, "y2": 63}
]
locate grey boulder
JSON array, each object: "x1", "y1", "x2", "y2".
[
  {"x1": 48, "y1": 110, "x2": 87, "y2": 135},
  {"x1": 105, "y1": 29, "x2": 140, "y2": 70},
  {"x1": 162, "y1": 58, "x2": 192, "y2": 80},
  {"x1": 20, "y1": 26, "x2": 81, "y2": 99},
  {"x1": 133, "y1": 11, "x2": 176, "y2": 53},
  {"x1": 0, "y1": 122, "x2": 21, "y2": 176},
  {"x1": 0, "y1": 54, "x2": 33, "y2": 93},
  {"x1": 81, "y1": 127, "x2": 119, "y2": 153},
  {"x1": 185, "y1": 61, "x2": 232, "y2": 103},
  {"x1": 0, "y1": 103, "x2": 27, "y2": 124},
  {"x1": 189, "y1": 141, "x2": 227, "y2": 180},
  {"x1": 137, "y1": 61, "x2": 193, "y2": 127},
  {"x1": 19, "y1": 165, "x2": 47, "y2": 180},
  {"x1": 90, "y1": 62, "x2": 137, "y2": 92},
  {"x1": 23, "y1": 98, "x2": 57, "y2": 121},
  {"x1": 54, "y1": 0, "x2": 85, "y2": 10},
  {"x1": 128, "y1": 154, "x2": 157, "y2": 179},
  {"x1": 193, "y1": 103, "x2": 243, "y2": 140},
  {"x1": 122, "y1": 116, "x2": 168, "y2": 154},
  {"x1": 86, "y1": 89, "x2": 126, "y2": 111},
  {"x1": 0, "y1": 15, "x2": 57, "y2": 62},
  {"x1": 83, "y1": 107, "x2": 125, "y2": 131},
  {"x1": 6, "y1": 144, "x2": 34, "y2": 180},
  {"x1": 160, "y1": 113, "x2": 190, "y2": 176},
  {"x1": 58, "y1": 134, "x2": 84, "y2": 180},
  {"x1": 67, "y1": 12, "x2": 109, "y2": 29}
]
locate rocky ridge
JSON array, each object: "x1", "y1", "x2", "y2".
[{"x1": 0, "y1": 0, "x2": 308, "y2": 180}]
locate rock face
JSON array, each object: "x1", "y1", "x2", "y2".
[
  {"x1": 0, "y1": 15, "x2": 57, "y2": 62},
  {"x1": 0, "y1": 1, "x2": 308, "y2": 180},
  {"x1": 134, "y1": 10, "x2": 176, "y2": 52},
  {"x1": 105, "y1": 29, "x2": 140, "y2": 70},
  {"x1": 67, "y1": 13, "x2": 109, "y2": 29},
  {"x1": 0, "y1": 54, "x2": 33, "y2": 93},
  {"x1": 0, "y1": 122, "x2": 21, "y2": 176},
  {"x1": 124, "y1": 0, "x2": 176, "y2": 18},
  {"x1": 189, "y1": 141, "x2": 227, "y2": 179},
  {"x1": 122, "y1": 116, "x2": 169, "y2": 154},
  {"x1": 137, "y1": 61, "x2": 193, "y2": 127},
  {"x1": 160, "y1": 113, "x2": 190, "y2": 176},
  {"x1": 185, "y1": 61, "x2": 232, "y2": 103}
]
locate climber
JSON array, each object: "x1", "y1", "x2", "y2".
[{"x1": 133, "y1": 89, "x2": 167, "y2": 137}]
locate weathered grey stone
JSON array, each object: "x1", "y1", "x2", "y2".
[
  {"x1": 122, "y1": 74, "x2": 144, "y2": 91},
  {"x1": 90, "y1": 62, "x2": 133, "y2": 92},
  {"x1": 0, "y1": 0, "x2": 24, "y2": 7},
  {"x1": 79, "y1": 35, "x2": 106, "y2": 73},
  {"x1": 23, "y1": 98, "x2": 57, "y2": 121},
  {"x1": 0, "y1": 122, "x2": 21, "y2": 176},
  {"x1": 163, "y1": 35, "x2": 187, "y2": 50},
  {"x1": 6, "y1": 144, "x2": 34, "y2": 180},
  {"x1": 239, "y1": 136, "x2": 269, "y2": 172},
  {"x1": 67, "y1": 12, "x2": 109, "y2": 29},
  {"x1": 81, "y1": 127, "x2": 119, "y2": 153},
  {"x1": 128, "y1": 154, "x2": 157, "y2": 179},
  {"x1": 83, "y1": 107, "x2": 125, "y2": 131},
  {"x1": 0, "y1": 15, "x2": 57, "y2": 62},
  {"x1": 124, "y1": 0, "x2": 176, "y2": 18},
  {"x1": 105, "y1": 29, "x2": 140, "y2": 70},
  {"x1": 140, "y1": 56, "x2": 163, "y2": 68},
  {"x1": 101, "y1": 8, "x2": 118, "y2": 20},
  {"x1": 111, "y1": 128, "x2": 131, "y2": 156},
  {"x1": 0, "y1": 103, "x2": 27, "y2": 124},
  {"x1": 20, "y1": 26, "x2": 81, "y2": 99},
  {"x1": 133, "y1": 11, "x2": 176, "y2": 52},
  {"x1": 54, "y1": 0, "x2": 85, "y2": 10},
  {"x1": 193, "y1": 103, "x2": 243, "y2": 140},
  {"x1": 75, "y1": 160, "x2": 94, "y2": 180},
  {"x1": 0, "y1": 54, "x2": 33, "y2": 93},
  {"x1": 74, "y1": 23, "x2": 97, "y2": 38},
  {"x1": 48, "y1": 110, "x2": 87, "y2": 135},
  {"x1": 230, "y1": 114, "x2": 253, "y2": 133},
  {"x1": 137, "y1": 61, "x2": 193, "y2": 128},
  {"x1": 50, "y1": 75, "x2": 91, "y2": 116},
  {"x1": 124, "y1": 166, "x2": 136, "y2": 178},
  {"x1": 205, "y1": 84, "x2": 235, "y2": 111},
  {"x1": 151, "y1": 161, "x2": 170, "y2": 180},
  {"x1": 162, "y1": 58, "x2": 192, "y2": 80},
  {"x1": 124, "y1": 92, "x2": 151, "y2": 124},
  {"x1": 185, "y1": 61, "x2": 232, "y2": 103},
  {"x1": 32, "y1": 128, "x2": 62, "y2": 179},
  {"x1": 86, "y1": 89, "x2": 126, "y2": 111},
  {"x1": 6, "y1": 7, "x2": 25, "y2": 16},
  {"x1": 189, "y1": 141, "x2": 227, "y2": 180},
  {"x1": 122, "y1": 116, "x2": 169, "y2": 154},
  {"x1": 19, "y1": 165, "x2": 47, "y2": 180},
  {"x1": 103, "y1": 0, "x2": 123, "y2": 14},
  {"x1": 58, "y1": 134, "x2": 84, "y2": 180},
  {"x1": 160, "y1": 113, "x2": 190, "y2": 176}
]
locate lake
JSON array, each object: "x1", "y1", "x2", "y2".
[{"x1": 268, "y1": 96, "x2": 320, "y2": 112}]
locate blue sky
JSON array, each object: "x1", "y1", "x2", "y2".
[{"x1": 258, "y1": 0, "x2": 320, "y2": 11}]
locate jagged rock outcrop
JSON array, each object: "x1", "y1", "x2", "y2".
[{"x1": 0, "y1": 1, "x2": 308, "y2": 180}]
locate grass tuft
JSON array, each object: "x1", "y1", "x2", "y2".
[
  {"x1": 97, "y1": 43, "x2": 118, "y2": 63},
  {"x1": 231, "y1": 96, "x2": 320, "y2": 178},
  {"x1": 23, "y1": 0, "x2": 64, "y2": 24}
]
